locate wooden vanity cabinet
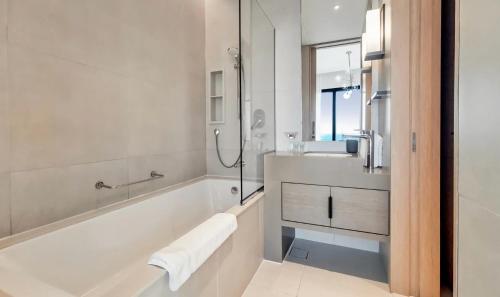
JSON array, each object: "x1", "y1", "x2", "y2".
[
  {"x1": 281, "y1": 182, "x2": 389, "y2": 235},
  {"x1": 330, "y1": 187, "x2": 389, "y2": 235},
  {"x1": 281, "y1": 183, "x2": 331, "y2": 227}
]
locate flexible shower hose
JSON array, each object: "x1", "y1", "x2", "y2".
[{"x1": 214, "y1": 132, "x2": 246, "y2": 168}]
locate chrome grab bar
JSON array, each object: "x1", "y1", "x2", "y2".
[{"x1": 95, "y1": 171, "x2": 164, "y2": 190}]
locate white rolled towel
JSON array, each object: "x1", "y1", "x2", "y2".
[
  {"x1": 148, "y1": 213, "x2": 238, "y2": 291},
  {"x1": 374, "y1": 133, "x2": 384, "y2": 168},
  {"x1": 148, "y1": 246, "x2": 191, "y2": 291}
]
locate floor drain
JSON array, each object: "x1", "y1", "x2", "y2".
[{"x1": 289, "y1": 247, "x2": 309, "y2": 259}]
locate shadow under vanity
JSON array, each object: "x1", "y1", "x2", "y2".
[{"x1": 263, "y1": 152, "x2": 390, "y2": 282}]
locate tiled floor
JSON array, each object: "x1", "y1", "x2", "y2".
[
  {"x1": 242, "y1": 260, "x2": 400, "y2": 297},
  {"x1": 286, "y1": 239, "x2": 388, "y2": 283}
]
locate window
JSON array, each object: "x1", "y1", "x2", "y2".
[{"x1": 316, "y1": 86, "x2": 361, "y2": 141}]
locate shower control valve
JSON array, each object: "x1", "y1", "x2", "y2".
[{"x1": 234, "y1": 160, "x2": 246, "y2": 168}]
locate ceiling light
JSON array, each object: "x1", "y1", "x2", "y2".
[
  {"x1": 343, "y1": 90, "x2": 353, "y2": 100},
  {"x1": 333, "y1": 4, "x2": 341, "y2": 11}
]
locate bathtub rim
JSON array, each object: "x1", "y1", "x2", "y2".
[
  {"x1": 0, "y1": 183, "x2": 264, "y2": 297},
  {"x1": 0, "y1": 175, "x2": 262, "y2": 251}
]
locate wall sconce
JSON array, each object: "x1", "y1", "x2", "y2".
[
  {"x1": 364, "y1": 5, "x2": 385, "y2": 61},
  {"x1": 361, "y1": 33, "x2": 372, "y2": 73}
]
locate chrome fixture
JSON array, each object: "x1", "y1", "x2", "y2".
[
  {"x1": 368, "y1": 90, "x2": 391, "y2": 105},
  {"x1": 252, "y1": 109, "x2": 266, "y2": 130},
  {"x1": 345, "y1": 130, "x2": 375, "y2": 169},
  {"x1": 251, "y1": 119, "x2": 263, "y2": 130},
  {"x1": 284, "y1": 131, "x2": 298, "y2": 140},
  {"x1": 213, "y1": 117, "x2": 263, "y2": 169},
  {"x1": 214, "y1": 128, "x2": 244, "y2": 169},
  {"x1": 234, "y1": 160, "x2": 246, "y2": 168},
  {"x1": 227, "y1": 47, "x2": 240, "y2": 69},
  {"x1": 227, "y1": 47, "x2": 244, "y2": 118},
  {"x1": 231, "y1": 186, "x2": 240, "y2": 195},
  {"x1": 95, "y1": 171, "x2": 164, "y2": 190}
]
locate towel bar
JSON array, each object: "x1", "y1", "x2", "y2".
[{"x1": 95, "y1": 171, "x2": 164, "y2": 190}]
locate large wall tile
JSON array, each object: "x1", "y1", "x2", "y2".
[
  {"x1": 10, "y1": 159, "x2": 129, "y2": 232},
  {"x1": 0, "y1": 173, "x2": 10, "y2": 237},
  {"x1": 8, "y1": 0, "x2": 206, "y2": 86},
  {"x1": 127, "y1": 61, "x2": 205, "y2": 157},
  {"x1": 0, "y1": 40, "x2": 11, "y2": 238},
  {"x1": 459, "y1": 1, "x2": 500, "y2": 295},
  {"x1": 1, "y1": 0, "x2": 207, "y2": 238},
  {"x1": 127, "y1": 79, "x2": 177, "y2": 157},
  {"x1": 170, "y1": 70, "x2": 206, "y2": 153},
  {"x1": 82, "y1": 6, "x2": 131, "y2": 78},
  {"x1": 0, "y1": 0, "x2": 5, "y2": 47},
  {"x1": 458, "y1": 196, "x2": 500, "y2": 296},
  {"x1": 178, "y1": 150, "x2": 207, "y2": 182},
  {"x1": 11, "y1": 164, "x2": 96, "y2": 233},
  {"x1": 8, "y1": 0, "x2": 166, "y2": 82},
  {"x1": 8, "y1": 0, "x2": 90, "y2": 64},
  {"x1": 459, "y1": 0, "x2": 500, "y2": 216},
  {"x1": 9, "y1": 46, "x2": 129, "y2": 171},
  {"x1": 0, "y1": 44, "x2": 8, "y2": 174}
]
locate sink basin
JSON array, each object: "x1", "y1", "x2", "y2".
[{"x1": 303, "y1": 152, "x2": 353, "y2": 158}]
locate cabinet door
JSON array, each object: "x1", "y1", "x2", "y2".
[
  {"x1": 331, "y1": 187, "x2": 389, "y2": 235},
  {"x1": 282, "y1": 183, "x2": 331, "y2": 227}
]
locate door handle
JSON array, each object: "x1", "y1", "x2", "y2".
[{"x1": 328, "y1": 196, "x2": 333, "y2": 219}]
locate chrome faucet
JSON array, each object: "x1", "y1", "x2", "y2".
[{"x1": 344, "y1": 130, "x2": 375, "y2": 169}]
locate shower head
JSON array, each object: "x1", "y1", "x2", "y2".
[{"x1": 214, "y1": 128, "x2": 221, "y2": 136}]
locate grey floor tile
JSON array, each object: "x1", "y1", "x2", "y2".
[{"x1": 286, "y1": 239, "x2": 387, "y2": 283}]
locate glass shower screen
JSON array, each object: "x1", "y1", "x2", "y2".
[{"x1": 239, "y1": 0, "x2": 275, "y2": 204}]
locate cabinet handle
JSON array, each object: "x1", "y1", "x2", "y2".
[{"x1": 328, "y1": 196, "x2": 333, "y2": 219}]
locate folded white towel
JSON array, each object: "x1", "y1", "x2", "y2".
[
  {"x1": 374, "y1": 133, "x2": 383, "y2": 168},
  {"x1": 148, "y1": 213, "x2": 238, "y2": 291},
  {"x1": 177, "y1": 213, "x2": 238, "y2": 272},
  {"x1": 148, "y1": 246, "x2": 191, "y2": 291}
]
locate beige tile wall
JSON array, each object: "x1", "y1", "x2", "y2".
[
  {"x1": 0, "y1": 0, "x2": 207, "y2": 237},
  {"x1": 458, "y1": 0, "x2": 500, "y2": 295},
  {"x1": 0, "y1": 0, "x2": 9, "y2": 238}
]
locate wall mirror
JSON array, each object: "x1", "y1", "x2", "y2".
[{"x1": 301, "y1": 0, "x2": 370, "y2": 142}]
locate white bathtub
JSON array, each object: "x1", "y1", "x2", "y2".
[{"x1": 0, "y1": 178, "x2": 264, "y2": 297}]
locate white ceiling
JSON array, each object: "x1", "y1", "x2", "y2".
[
  {"x1": 316, "y1": 43, "x2": 361, "y2": 74},
  {"x1": 301, "y1": 0, "x2": 369, "y2": 45}
]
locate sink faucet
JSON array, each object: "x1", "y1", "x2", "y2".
[{"x1": 344, "y1": 130, "x2": 375, "y2": 169}]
